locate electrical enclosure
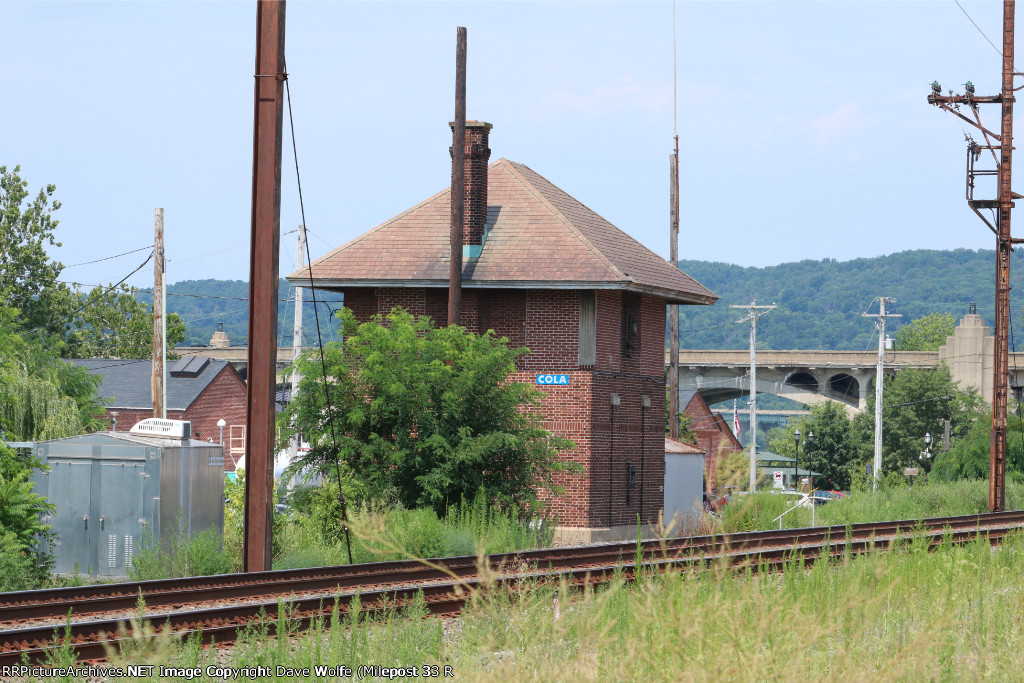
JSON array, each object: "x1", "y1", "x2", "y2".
[{"x1": 32, "y1": 431, "x2": 225, "y2": 577}]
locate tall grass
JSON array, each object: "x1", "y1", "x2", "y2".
[
  {"x1": 273, "y1": 492, "x2": 553, "y2": 570},
  {"x1": 720, "y1": 478, "x2": 1024, "y2": 533},
  {"x1": 32, "y1": 530, "x2": 1024, "y2": 681}
]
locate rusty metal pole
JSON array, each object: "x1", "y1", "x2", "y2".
[
  {"x1": 243, "y1": 0, "x2": 286, "y2": 572},
  {"x1": 152, "y1": 208, "x2": 165, "y2": 420},
  {"x1": 669, "y1": 141, "x2": 680, "y2": 441},
  {"x1": 992, "y1": 0, "x2": 1015, "y2": 512},
  {"x1": 448, "y1": 27, "x2": 467, "y2": 327}
]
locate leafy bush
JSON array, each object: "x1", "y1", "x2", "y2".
[
  {"x1": 128, "y1": 512, "x2": 234, "y2": 581},
  {"x1": 282, "y1": 308, "x2": 578, "y2": 516}
]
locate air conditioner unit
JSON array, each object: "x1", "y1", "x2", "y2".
[{"x1": 130, "y1": 418, "x2": 192, "y2": 440}]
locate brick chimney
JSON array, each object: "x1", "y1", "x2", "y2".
[{"x1": 449, "y1": 120, "x2": 492, "y2": 250}]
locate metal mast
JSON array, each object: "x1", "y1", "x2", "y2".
[
  {"x1": 244, "y1": 0, "x2": 286, "y2": 572},
  {"x1": 730, "y1": 301, "x2": 775, "y2": 491},
  {"x1": 668, "y1": 1, "x2": 681, "y2": 441},
  {"x1": 928, "y1": 0, "x2": 1017, "y2": 511},
  {"x1": 448, "y1": 27, "x2": 467, "y2": 327},
  {"x1": 669, "y1": 143, "x2": 680, "y2": 439}
]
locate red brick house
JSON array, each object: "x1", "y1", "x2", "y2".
[
  {"x1": 679, "y1": 389, "x2": 743, "y2": 488},
  {"x1": 289, "y1": 122, "x2": 716, "y2": 541},
  {"x1": 68, "y1": 357, "x2": 247, "y2": 471}
]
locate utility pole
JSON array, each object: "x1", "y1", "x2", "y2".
[
  {"x1": 863, "y1": 297, "x2": 900, "y2": 490},
  {"x1": 668, "y1": 3, "x2": 681, "y2": 440},
  {"x1": 152, "y1": 208, "x2": 166, "y2": 420},
  {"x1": 730, "y1": 300, "x2": 775, "y2": 491},
  {"x1": 244, "y1": 0, "x2": 286, "y2": 573},
  {"x1": 928, "y1": 0, "x2": 1018, "y2": 511},
  {"x1": 668, "y1": 140, "x2": 680, "y2": 440},
  {"x1": 448, "y1": 27, "x2": 467, "y2": 327},
  {"x1": 290, "y1": 225, "x2": 305, "y2": 464}
]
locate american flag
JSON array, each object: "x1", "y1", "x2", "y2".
[{"x1": 733, "y1": 399, "x2": 741, "y2": 441}]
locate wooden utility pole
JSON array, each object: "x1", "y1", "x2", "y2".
[
  {"x1": 152, "y1": 208, "x2": 166, "y2": 419},
  {"x1": 448, "y1": 27, "x2": 467, "y2": 327},
  {"x1": 928, "y1": 0, "x2": 1017, "y2": 511},
  {"x1": 668, "y1": 144, "x2": 680, "y2": 440},
  {"x1": 243, "y1": 0, "x2": 286, "y2": 572}
]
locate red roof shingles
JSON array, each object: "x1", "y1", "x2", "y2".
[
  {"x1": 293, "y1": 159, "x2": 717, "y2": 305},
  {"x1": 665, "y1": 437, "x2": 704, "y2": 454}
]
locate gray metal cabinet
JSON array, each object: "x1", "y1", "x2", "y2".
[{"x1": 33, "y1": 432, "x2": 224, "y2": 577}]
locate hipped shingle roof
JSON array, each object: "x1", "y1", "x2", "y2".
[{"x1": 289, "y1": 159, "x2": 716, "y2": 305}]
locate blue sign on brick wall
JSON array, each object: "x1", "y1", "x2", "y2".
[{"x1": 536, "y1": 374, "x2": 570, "y2": 385}]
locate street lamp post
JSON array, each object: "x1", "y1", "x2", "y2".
[
  {"x1": 794, "y1": 428, "x2": 801, "y2": 491},
  {"x1": 919, "y1": 432, "x2": 932, "y2": 463},
  {"x1": 218, "y1": 418, "x2": 227, "y2": 446},
  {"x1": 806, "y1": 431, "x2": 815, "y2": 491}
]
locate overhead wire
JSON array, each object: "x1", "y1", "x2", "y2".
[
  {"x1": 955, "y1": 0, "x2": 1004, "y2": 60},
  {"x1": 284, "y1": 73, "x2": 353, "y2": 564},
  {"x1": 61, "y1": 246, "x2": 154, "y2": 269},
  {"x1": 25, "y1": 250, "x2": 154, "y2": 337}
]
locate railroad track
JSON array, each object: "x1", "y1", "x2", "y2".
[{"x1": 2, "y1": 510, "x2": 1022, "y2": 665}]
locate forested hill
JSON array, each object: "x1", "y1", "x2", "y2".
[
  {"x1": 136, "y1": 279, "x2": 345, "y2": 348},
  {"x1": 676, "y1": 248, "x2": 1024, "y2": 351},
  {"x1": 150, "y1": 249, "x2": 1024, "y2": 351}
]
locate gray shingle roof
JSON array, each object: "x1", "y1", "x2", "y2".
[
  {"x1": 290, "y1": 159, "x2": 717, "y2": 305},
  {"x1": 67, "y1": 358, "x2": 233, "y2": 411}
]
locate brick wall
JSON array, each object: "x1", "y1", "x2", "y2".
[
  {"x1": 523, "y1": 290, "x2": 579, "y2": 371},
  {"x1": 184, "y1": 365, "x2": 248, "y2": 471},
  {"x1": 341, "y1": 285, "x2": 669, "y2": 529},
  {"x1": 685, "y1": 394, "x2": 742, "y2": 491},
  {"x1": 590, "y1": 374, "x2": 665, "y2": 527}
]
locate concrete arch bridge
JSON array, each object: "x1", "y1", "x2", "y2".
[
  {"x1": 673, "y1": 350, "x2": 941, "y2": 415},
  {"x1": 670, "y1": 313, "x2": 1024, "y2": 413}
]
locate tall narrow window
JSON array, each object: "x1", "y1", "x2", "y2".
[{"x1": 579, "y1": 291, "x2": 596, "y2": 367}]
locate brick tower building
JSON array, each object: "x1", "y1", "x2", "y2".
[{"x1": 289, "y1": 122, "x2": 716, "y2": 541}]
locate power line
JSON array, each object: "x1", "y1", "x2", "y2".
[
  {"x1": 955, "y1": 0, "x2": 1004, "y2": 59},
  {"x1": 26, "y1": 251, "x2": 154, "y2": 337},
  {"x1": 61, "y1": 246, "x2": 154, "y2": 269}
]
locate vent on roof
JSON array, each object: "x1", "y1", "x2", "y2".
[
  {"x1": 130, "y1": 418, "x2": 192, "y2": 439},
  {"x1": 170, "y1": 356, "x2": 211, "y2": 378}
]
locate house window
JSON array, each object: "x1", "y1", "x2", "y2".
[
  {"x1": 579, "y1": 291, "x2": 596, "y2": 367},
  {"x1": 621, "y1": 293, "x2": 640, "y2": 358}
]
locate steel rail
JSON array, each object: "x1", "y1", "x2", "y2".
[
  {"x1": 3, "y1": 510, "x2": 1023, "y2": 625},
  {"x1": 2, "y1": 511, "x2": 1023, "y2": 664},
  {"x1": 1, "y1": 513, "x2": 1021, "y2": 666}
]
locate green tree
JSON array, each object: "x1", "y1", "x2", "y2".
[
  {"x1": 65, "y1": 284, "x2": 185, "y2": 359},
  {"x1": 766, "y1": 405, "x2": 856, "y2": 491},
  {"x1": 281, "y1": 309, "x2": 577, "y2": 516},
  {"x1": 801, "y1": 402, "x2": 855, "y2": 491},
  {"x1": 895, "y1": 313, "x2": 957, "y2": 351},
  {"x1": 851, "y1": 364, "x2": 983, "y2": 477},
  {"x1": 0, "y1": 307, "x2": 105, "y2": 442},
  {"x1": 930, "y1": 414, "x2": 1024, "y2": 482},
  {"x1": 0, "y1": 166, "x2": 77, "y2": 336}
]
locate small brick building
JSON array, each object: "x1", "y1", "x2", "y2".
[
  {"x1": 289, "y1": 122, "x2": 716, "y2": 541},
  {"x1": 68, "y1": 357, "x2": 247, "y2": 472},
  {"x1": 679, "y1": 390, "x2": 743, "y2": 488}
]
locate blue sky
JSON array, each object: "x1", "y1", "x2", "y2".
[{"x1": 2, "y1": 1, "x2": 1011, "y2": 288}]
